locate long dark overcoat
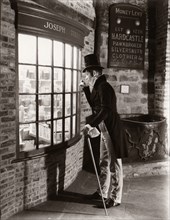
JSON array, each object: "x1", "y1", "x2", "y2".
[{"x1": 83, "y1": 74, "x2": 128, "y2": 159}]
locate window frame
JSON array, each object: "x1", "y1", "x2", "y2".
[
  {"x1": 10, "y1": 1, "x2": 89, "y2": 160},
  {"x1": 16, "y1": 32, "x2": 82, "y2": 159}
]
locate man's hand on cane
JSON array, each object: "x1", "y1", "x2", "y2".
[{"x1": 83, "y1": 124, "x2": 100, "y2": 138}]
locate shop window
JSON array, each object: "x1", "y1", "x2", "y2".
[{"x1": 18, "y1": 33, "x2": 81, "y2": 152}]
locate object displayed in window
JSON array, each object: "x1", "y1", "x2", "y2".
[{"x1": 18, "y1": 34, "x2": 81, "y2": 152}]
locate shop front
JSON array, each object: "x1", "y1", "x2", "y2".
[
  {"x1": 12, "y1": 0, "x2": 89, "y2": 158},
  {"x1": 0, "y1": 1, "x2": 94, "y2": 219}
]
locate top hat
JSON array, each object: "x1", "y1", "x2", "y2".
[{"x1": 83, "y1": 54, "x2": 104, "y2": 72}]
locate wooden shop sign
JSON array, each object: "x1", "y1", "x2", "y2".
[
  {"x1": 13, "y1": 1, "x2": 89, "y2": 47},
  {"x1": 108, "y1": 3, "x2": 146, "y2": 69}
]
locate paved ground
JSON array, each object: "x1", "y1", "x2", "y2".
[{"x1": 9, "y1": 170, "x2": 169, "y2": 220}]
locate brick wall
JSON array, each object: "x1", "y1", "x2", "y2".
[
  {"x1": 0, "y1": 0, "x2": 16, "y2": 219},
  {"x1": 0, "y1": 0, "x2": 95, "y2": 219},
  {"x1": 154, "y1": 0, "x2": 169, "y2": 115},
  {"x1": 166, "y1": 0, "x2": 170, "y2": 148},
  {"x1": 154, "y1": 0, "x2": 169, "y2": 149},
  {"x1": 13, "y1": 138, "x2": 84, "y2": 211}
]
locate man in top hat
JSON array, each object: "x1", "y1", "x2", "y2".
[{"x1": 80, "y1": 54, "x2": 128, "y2": 208}]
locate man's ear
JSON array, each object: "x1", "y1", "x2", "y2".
[{"x1": 93, "y1": 70, "x2": 99, "y2": 77}]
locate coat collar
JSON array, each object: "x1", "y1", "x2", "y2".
[{"x1": 93, "y1": 74, "x2": 107, "y2": 89}]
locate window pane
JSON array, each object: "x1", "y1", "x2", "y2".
[
  {"x1": 54, "y1": 94, "x2": 63, "y2": 118},
  {"x1": 39, "y1": 67, "x2": 51, "y2": 93},
  {"x1": 19, "y1": 123, "x2": 36, "y2": 151},
  {"x1": 65, "y1": 69, "x2": 71, "y2": 92},
  {"x1": 73, "y1": 46, "x2": 78, "y2": 69},
  {"x1": 38, "y1": 95, "x2": 51, "y2": 120},
  {"x1": 19, "y1": 95, "x2": 36, "y2": 122},
  {"x1": 54, "y1": 41, "x2": 63, "y2": 67},
  {"x1": 19, "y1": 65, "x2": 36, "y2": 93},
  {"x1": 65, "y1": 94, "x2": 71, "y2": 116},
  {"x1": 73, "y1": 70, "x2": 77, "y2": 92},
  {"x1": 18, "y1": 34, "x2": 36, "y2": 64},
  {"x1": 72, "y1": 115, "x2": 76, "y2": 137},
  {"x1": 38, "y1": 122, "x2": 51, "y2": 147},
  {"x1": 65, "y1": 44, "x2": 72, "y2": 68},
  {"x1": 38, "y1": 37, "x2": 52, "y2": 65},
  {"x1": 53, "y1": 120, "x2": 63, "y2": 144},
  {"x1": 73, "y1": 93, "x2": 76, "y2": 114},
  {"x1": 18, "y1": 33, "x2": 81, "y2": 152},
  {"x1": 65, "y1": 117, "x2": 70, "y2": 140},
  {"x1": 54, "y1": 68, "x2": 63, "y2": 92}
]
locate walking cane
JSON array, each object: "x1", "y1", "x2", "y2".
[{"x1": 87, "y1": 133, "x2": 108, "y2": 216}]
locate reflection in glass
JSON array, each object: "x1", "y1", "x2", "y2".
[
  {"x1": 65, "y1": 94, "x2": 71, "y2": 116},
  {"x1": 19, "y1": 123, "x2": 36, "y2": 151},
  {"x1": 72, "y1": 115, "x2": 76, "y2": 137},
  {"x1": 54, "y1": 68, "x2": 63, "y2": 92},
  {"x1": 54, "y1": 94, "x2": 63, "y2": 118},
  {"x1": 73, "y1": 70, "x2": 77, "y2": 91},
  {"x1": 18, "y1": 34, "x2": 36, "y2": 64},
  {"x1": 73, "y1": 47, "x2": 78, "y2": 69},
  {"x1": 54, "y1": 41, "x2": 63, "y2": 67},
  {"x1": 39, "y1": 67, "x2": 51, "y2": 93},
  {"x1": 38, "y1": 37, "x2": 52, "y2": 65},
  {"x1": 38, "y1": 95, "x2": 51, "y2": 120},
  {"x1": 38, "y1": 121, "x2": 51, "y2": 147},
  {"x1": 19, "y1": 95, "x2": 36, "y2": 122},
  {"x1": 65, "y1": 69, "x2": 71, "y2": 92},
  {"x1": 65, "y1": 44, "x2": 72, "y2": 68},
  {"x1": 19, "y1": 65, "x2": 36, "y2": 93},
  {"x1": 53, "y1": 120, "x2": 62, "y2": 144},
  {"x1": 73, "y1": 93, "x2": 76, "y2": 114},
  {"x1": 65, "y1": 117, "x2": 70, "y2": 140}
]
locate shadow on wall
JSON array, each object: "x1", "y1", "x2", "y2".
[
  {"x1": 45, "y1": 149, "x2": 66, "y2": 199},
  {"x1": 18, "y1": 151, "x2": 66, "y2": 213}
]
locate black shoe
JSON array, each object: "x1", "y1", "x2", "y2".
[
  {"x1": 98, "y1": 198, "x2": 120, "y2": 208},
  {"x1": 85, "y1": 191, "x2": 106, "y2": 201}
]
